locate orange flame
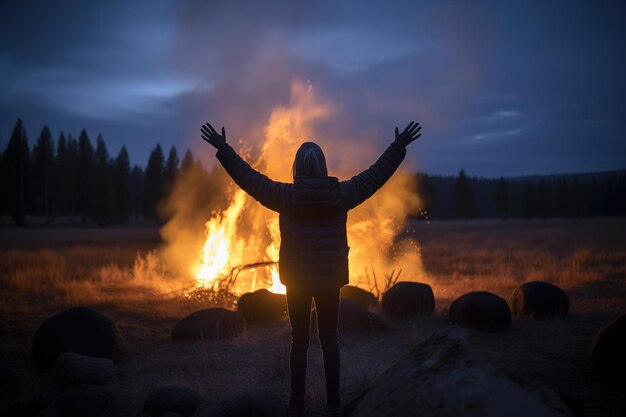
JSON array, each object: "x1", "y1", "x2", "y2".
[{"x1": 193, "y1": 80, "x2": 424, "y2": 295}]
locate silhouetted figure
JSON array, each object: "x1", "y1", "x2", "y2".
[{"x1": 201, "y1": 121, "x2": 422, "y2": 414}]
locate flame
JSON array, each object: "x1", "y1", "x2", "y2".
[
  {"x1": 193, "y1": 80, "x2": 424, "y2": 295},
  {"x1": 195, "y1": 189, "x2": 247, "y2": 288},
  {"x1": 265, "y1": 216, "x2": 286, "y2": 294}
]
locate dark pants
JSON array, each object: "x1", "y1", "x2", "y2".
[{"x1": 286, "y1": 287, "x2": 340, "y2": 406}]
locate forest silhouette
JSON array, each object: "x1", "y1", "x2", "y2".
[{"x1": 1, "y1": 118, "x2": 625, "y2": 227}]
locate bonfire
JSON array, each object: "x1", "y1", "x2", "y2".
[{"x1": 160, "y1": 81, "x2": 426, "y2": 298}]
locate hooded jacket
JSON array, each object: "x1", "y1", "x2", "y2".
[{"x1": 215, "y1": 141, "x2": 406, "y2": 292}]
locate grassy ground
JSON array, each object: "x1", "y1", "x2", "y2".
[{"x1": 0, "y1": 219, "x2": 625, "y2": 416}]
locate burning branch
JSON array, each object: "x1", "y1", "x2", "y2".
[
  {"x1": 363, "y1": 266, "x2": 403, "y2": 300},
  {"x1": 385, "y1": 269, "x2": 402, "y2": 292},
  {"x1": 159, "y1": 261, "x2": 279, "y2": 303}
]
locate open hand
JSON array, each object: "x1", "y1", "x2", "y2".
[
  {"x1": 395, "y1": 121, "x2": 422, "y2": 147},
  {"x1": 201, "y1": 123, "x2": 227, "y2": 149}
]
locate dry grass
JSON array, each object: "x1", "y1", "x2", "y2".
[
  {"x1": 0, "y1": 219, "x2": 625, "y2": 416},
  {"x1": 413, "y1": 219, "x2": 626, "y2": 313}
]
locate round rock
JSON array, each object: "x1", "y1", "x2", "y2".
[
  {"x1": 144, "y1": 385, "x2": 202, "y2": 416},
  {"x1": 339, "y1": 299, "x2": 388, "y2": 334},
  {"x1": 382, "y1": 282, "x2": 435, "y2": 320},
  {"x1": 449, "y1": 291, "x2": 511, "y2": 333},
  {"x1": 55, "y1": 384, "x2": 115, "y2": 417},
  {"x1": 509, "y1": 281, "x2": 569, "y2": 317},
  {"x1": 32, "y1": 307, "x2": 124, "y2": 368},
  {"x1": 237, "y1": 289, "x2": 287, "y2": 325},
  {"x1": 591, "y1": 314, "x2": 626, "y2": 386},
  {"x1": 172, "y1": 308, "x2": 243, "y2": 342},
  {"x1": 340, "y1": 286, "x2": 378, "y2": 308},
  {"x1": 55, "y1": 352, "x2": 114, "y2": 386}
]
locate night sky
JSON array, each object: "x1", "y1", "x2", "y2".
[{"x1": 1, "y1": 0, "x2": 625, "y2": 177}]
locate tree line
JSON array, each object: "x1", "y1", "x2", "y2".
[
  {"x1": 2, "y1": 119, "x2": 625, "y2": 226},
  {"x1": 417, "y1": 168, "x2": 626, "y2": 220},
  {"x1": 0, "y1": 119, "x2": 209, "y2": 226}
]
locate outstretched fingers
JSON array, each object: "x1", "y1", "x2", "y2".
[
  {"x1": 395, "y1": 121, "x2": 422, "y2": 146},
  {"x1": 409, "y1": 124, "x2": 422, "y2": 139},
  {"x1": 201, "y1": 123, "x2": 219, "y2": 139},
  {"x1": 402, "y1": 121, "x2": 415, "y2": 135},
  {"x1": 207, "y1": 123, "x2": 218, "y2": 135}
]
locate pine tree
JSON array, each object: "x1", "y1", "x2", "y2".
[
  {"x1": 164, "y1": 145, "x2": 180, "y2": 197},
  {"x1": 495, "y1": 177, "x2": 509, "y2": 220},
  {"x1": 92, "y1": 135, "x2": 114, "y2": 225},
  {"x1": 571, "y1": 177, "x2": 587, "y2": 218},
  {"x1": 32, "y1": 126, "x2": 56, "y2": 223},
  {"x1": 0, "y1": 146, "x2": 4, "y2": 215},
  {"x1": 536, "y1": 178, "x2": 551, "y2": 219},
  {"x1": 620, "y1": 170, "x2": 626, "y2": 216},
  {"x1": 180, "y1": 149, "x2": 195, "y2": 172},
  {"x1": 55, "y1": 132, "x2": 69, "y2": 215},
  {"x1": 142, "y1": 144, "x2": 165, "y2": 220},
  {"x1": 415, "y1": 173, "x2": 436, "y2": 219},
  {"x1": 605, "y1": 173, "x2": 621, "y2": 217},
  {"x1": 556, "y1": 179, "x2": 572, "y2": 218},
  {"x1": 521, "y1": 180, "x2": 537, "y2": 219},
  {"x1": 3, "y1": 119, "x2": 31, "y2": 226},
  {"x1": 454, "y1": 169, "x2": 475, "y2": 219},
  {"x1": 76, "y1": 130, "x2": 95, "y2": 222},
  {"x1": 66, "y1": 134, "x2": 79, "y2": 216},
  {"x1": 114, "y1": 147, "x2": 132, "y2": 223},
  {"x1": 131, "y1": 165, "x2": 144, "y2": 220}
]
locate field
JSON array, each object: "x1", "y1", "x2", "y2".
[{"x1": 0, "y1": 219, "x2": 625, "y2": 416}]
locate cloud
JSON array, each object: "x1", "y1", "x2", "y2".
[
  {"x1": 1, "y1": 0, "x2": 625, "y2": 175},
  {"x1": 473, "y1": 127, "x2": 525, "y2": 142}
]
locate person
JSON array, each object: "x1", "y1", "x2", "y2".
[{"x1": 201, "y1": 121, "x2": 422, "y2": 414}]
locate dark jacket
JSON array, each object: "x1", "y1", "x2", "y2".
[{"x1": 215, "y1": 141, "x2": 406, "y2": 292}]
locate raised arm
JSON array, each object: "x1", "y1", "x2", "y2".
[
  {"x1": 341, "y1": 121, "x2": 421, "y2": 210},
  {"x1": 201, "y1": 123, "x2": 291, "y2": 212}
]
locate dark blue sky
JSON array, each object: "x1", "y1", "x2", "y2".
[{"x1": 1, "y1": 0, "x2": 625, "y2": 176}]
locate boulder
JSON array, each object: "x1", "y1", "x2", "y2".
[
  {"x1": 55, "y1": 384, "x2": 115, "y2": 417},
  {"x1": 237, "y1": 289, "x2": 287, "y2": 325},
  {"x1": 340, "y1": 286, "x2": 378, "y2": 308},
  {"x1": 591, "y1": 314, "x2": 626, "y2": 386},
  {"x1": 310, "y1": 300, "x2": 388, "y2": 338},
  {"x1": 509, "y1": 281, "x2": 569, "y2": 317},
  {"x1": 55, "y1": 352, "x2": 114, "y2": 386},
  {"x1": 381, "y1": 282, "x2": 434, "y2": 320},
  {"x1": 191, "y1": 389, "x2": 286, "y2": 417},
  {"x1": 144, "y1": 385, "x2": 202, "y2": 416},
  {"x1": 172, "y1": 308, "x2": 243, "y2": 342},
  {"x1": 349, "y1": 327, "x2": 573, "y2": 417},
  {"x1": 32, "y1": 307, "x2": 124, "y2": 368},
  {"x1": 338, "y1": 300, "x2": 388, "y2": 334},
  {"x1": 449, "y1": 291, "x2": 511, "y2": 333}
]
